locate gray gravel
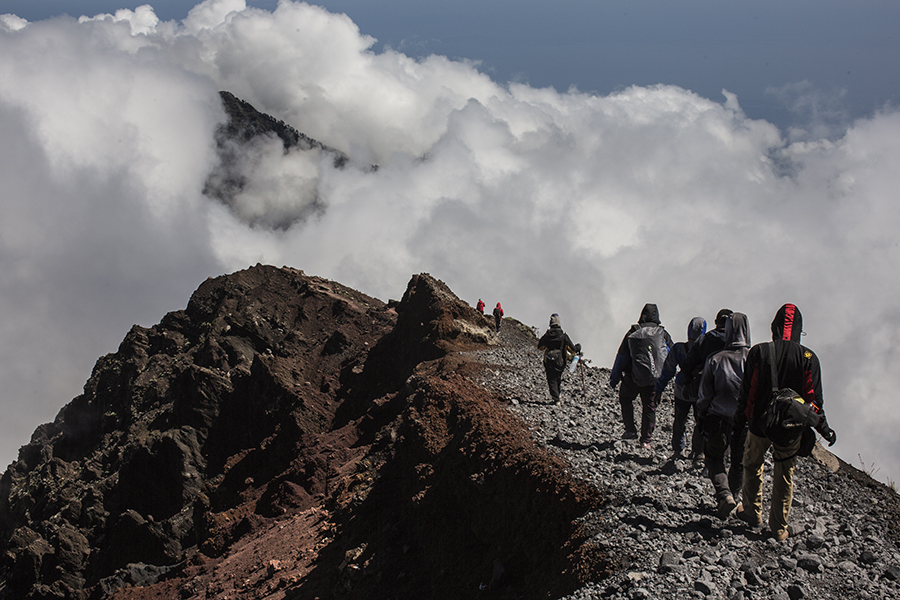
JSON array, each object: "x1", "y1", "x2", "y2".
[{"x1": 473, "y1": 329, "x2": 900, "y2": 600}]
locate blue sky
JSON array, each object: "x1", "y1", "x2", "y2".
[
  {"x1": 2, "y1": 0, "x2": 900, "y2": 487},
  {"x1": 5, "y1": 0, "x2": 899, "y2": 132}
]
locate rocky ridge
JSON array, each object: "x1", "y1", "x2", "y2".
[
  {"x1": 1, "y1": 265, "x2": 899, "y2": 600},
  {"x1": 0, "y1": 266, "x2": 606, "y2": 600}
]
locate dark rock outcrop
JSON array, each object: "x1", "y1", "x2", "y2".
[{"x1": 0, "y1": 265, "x2": 607, "y2": 600}]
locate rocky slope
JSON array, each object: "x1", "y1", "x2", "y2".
[
  {"x1": 2, "y1": 265, "x2": 899, "y2": 600},
  {"x1": 0, "y1": 265, "x2": 606, "y2": 600},
  {"x1": 474, "y1": 339, "x2": 900, "y2": 599}
]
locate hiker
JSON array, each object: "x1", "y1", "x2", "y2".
[
  {"x1": 538, "y1": 314, "x2": 581, "y2": 405},
  {"x1": 681, "y1": 308, "x2": 734, "y2": 464},
  {"x1": 734, "y1": 303, "x2": 837, "y2": 541},
  {"x1": 609, "y1": 303, "x2": 673, "y2": 448},
  {"x1": 476, "y1": 298, "x2": 485, "y2": 314},
  {"x1": 653, "y1": 316, "x2": 707, "y2": 458},
  {"x1": 696, "y1": 312, "x2": 750, "y2": 520},
  {"x1": 493, "y1": 302, "x2": 504, "y2": 332}
]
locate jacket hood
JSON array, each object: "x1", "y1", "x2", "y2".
[
  {"x1": 638, "y1": 303, "x2": 661, "y2": 325},
  {"x1": 687, "y1": 317, "x2": 707, "y2": 343},
  {"x1": 549, "y1": 314, "x2": 561, "y2": 328},
  {"x1": 725, "y1": 312, "x2": 751, "y2": 348},
  {"x1": 715, "y1": 308, "x2": 733, "y2": 330},
  {"x1": 771, "y1": 303, "x2": 802, "y2": 342}
]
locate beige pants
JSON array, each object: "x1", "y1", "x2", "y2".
[{"x1": 741, "y1": 430, "x2": 801, "y2": 535}]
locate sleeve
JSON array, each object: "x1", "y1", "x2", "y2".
[
  {"x1": 803, "y1": 350, "x2": 824, "y2": 410},
  {"x1": 609, "y1": 352, "x2": 627, "y2": 388},
  {"x1": 655, "y1": 343, "x2": 682, "y2": 393},
  {"x1": 737, "y1": 345, "x2": 760, "y2": 424}
]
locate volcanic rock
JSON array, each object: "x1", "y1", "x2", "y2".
[{"x1": 0, "y1": 265, "x2": 606, "y2": 600}]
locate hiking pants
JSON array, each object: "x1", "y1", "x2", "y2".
[
  {"x1": 619, "y1": 376, "x2": 656, "y2": 443},
  {"x1": 741, "y1": 430, "x2": 801, "y2": 537},
  {"x1": 672, "y1": 397, "x2": 704, "y2": 455},
  {"x1": 545, "y1": 365, "x2": 564, "y2": 403},
  {"x1": 703, "y1": 414, "x2": 742, "y2": 502}
]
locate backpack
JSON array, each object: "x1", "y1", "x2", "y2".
[
  {"x1": 626, "y1": 325, "x2": 668, "y2": 387},
  {"x1": 544, "y1": 348, "x2": 565, "y2": 370},
  {"x1": 761, "y1": 343, "x2": 821, "y2": 451}
]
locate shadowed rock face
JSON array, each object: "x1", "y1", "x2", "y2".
[{"x1": 0, "y1": 265, "x2": 607, "y2": 600}]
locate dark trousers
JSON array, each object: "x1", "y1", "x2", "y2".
[
  {"x1": 619, "y1": 376, "x2": 656, "y2": 443},
  {"x1": 703, "y1": 414, "x2": 742, "y2": 501},
  {"x1": 672, "y1": 397, "x2": 691, "y2": 452},
  {"x1": 545, "y1": 365, "x2": 564, "y2": 402}
]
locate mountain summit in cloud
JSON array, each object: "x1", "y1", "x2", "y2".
[{"x1": 203, "y1": 92, "x2": 352, "y2": 229}]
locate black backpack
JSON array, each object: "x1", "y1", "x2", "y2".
[
  {"x1": 626, "y1": 325, "x2": 668, "y2": 387},
  {"x1": 761, "y1": 343, "x2": 820, "y2": 452}
]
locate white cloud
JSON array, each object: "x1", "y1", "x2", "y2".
[{"x1": 1, "y1": 0, "x2": 899, "y2": 487}]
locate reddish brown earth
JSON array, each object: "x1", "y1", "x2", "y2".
[{"x1": 0, "y1": 265, "x2": 610, "y2": 600}]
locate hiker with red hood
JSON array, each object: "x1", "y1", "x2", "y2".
[
  {"x1": 492, "y1": 302, "x2": 504, "y2": 332},
  {"x1": 734, "y1": 303, "x2": 837, "y2": 542}
]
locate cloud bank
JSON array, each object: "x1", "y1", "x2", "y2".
[{"x1": 2, "y1": 0, "x2": 899, "y2": 486}]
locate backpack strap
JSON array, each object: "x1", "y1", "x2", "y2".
[{"x1": 767, "y1": 342, "x2": 779, "y2": 393}]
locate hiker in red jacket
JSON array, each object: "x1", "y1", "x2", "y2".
[
  {"x1": 476, "y1": 299, "x2": 485, "y2": 314},
  {"x1": 492, "y1": 303, "x2": 504, "y2": 332}
]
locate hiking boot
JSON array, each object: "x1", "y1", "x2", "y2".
[
  {"x1": 622, "y1": 431, "x2": 639, "y2": 440},
  {"x1": 773, "y1": 528, "x2": 789, "y2": 542},
  {"x1": 717, "y1": 495, "x2": 737, "y2": 520},
  {"x1": 734, "y1": 502, "x2": 763, "y2": 527},
  {"x1": 641, "y1": 442, "x2": 651, "y2": 450}
]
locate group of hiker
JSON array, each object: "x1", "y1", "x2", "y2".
[
  {"x1": 477, "y1": 299, "x2": 504, "y2": 332},
  {"x1": 536, "y1": 302, "x2": 837, "y2": 543}
]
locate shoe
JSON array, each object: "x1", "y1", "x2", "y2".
[
  {"x1": 734, "y1": 502, "x2": 763, "y2": 527},
  {"x1": 717, "y1": 495, "x2": 737, "y2": 520},
  {"x1": 641, "y1": 442, "x2": 651, "y2": 449},
  {"x1": 622, "y1": 431, "x2": 639, "y2": 440},
  {"x1": 773, "y1": 529, "x2": 789, "y2": 542}
]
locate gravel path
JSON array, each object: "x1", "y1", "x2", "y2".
[{"x1": 473, "y1": 328, "x2": 900, "y2": 600}]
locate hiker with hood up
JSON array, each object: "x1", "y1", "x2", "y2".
[
  {"x1": 476, "y1": 299, "x2": 485, "y2": 314},
  {"x1": 734, "y1": 303, "x2": 837, "y2": 542},
  {"x1": 696, "y1": 312, "x2": 750, "y2": 520},
  {"x1": 653, "y1": 316, "x2": 707, "y2": 458},
  {"x1": 493, "y1": 302, "x2": 504, "y2": 332},
  {"x1": 609, "y1": 303, "x2": 673, "y2": 447},
  {"x1": 538, "y1": 314, "x2": 581, "y2": 405},
  {"x1": 680, "y1": 308, "x2": 734, "y2": 464}
]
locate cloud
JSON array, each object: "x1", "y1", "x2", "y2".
[{"x1": 2, "y1": 0, "x2": 899, "y2": 487}]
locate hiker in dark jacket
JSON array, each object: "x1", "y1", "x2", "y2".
[
  {"x1": 734, "y1": 303, "x2": 836, "y2": 542},
  {"x1": 697, "y1": 312, "x2": 750, "y2": 520},
  {"x1": 680, "y1": 308, "x2": 733, "y2": 463},
  {"x1": 609, "y1": 303, "x2": 673, "y2": 447},
  {"x1": 493, "y1": 302, "x2": 504, "y2": 332},
  {"x1": 538, "y1": 314, "x2": 580, "y2": 405},
  {"x1": 654, "y1": 316, "x2": 707, "y2": 457}
]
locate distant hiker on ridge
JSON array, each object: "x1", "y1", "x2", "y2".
[
  {"x1": 609, "y1": 303, "x2": 673, "y2": 448},
  {"x1": 734, "y1": 303, "x2": 836, "y2": 542},
  {"x1": 476, "y1": 298, "x2": 485, "y2": 314},
  {"x1": 493, "y1": 302, "x2": 504, "y2": 332},
  {"x1": 538, "y1": 314, "x2": 581, "y2": 405},
  {"x1": 696, "y1": 312, "x2": 750, "y2": 520},
  {"x1": 653, "y1": 316, "x2": 707, "y2": 458}
]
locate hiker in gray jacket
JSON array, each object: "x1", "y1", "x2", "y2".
[{"x1": 697, "y1": 312, "x2": 750, "y2": 520}]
